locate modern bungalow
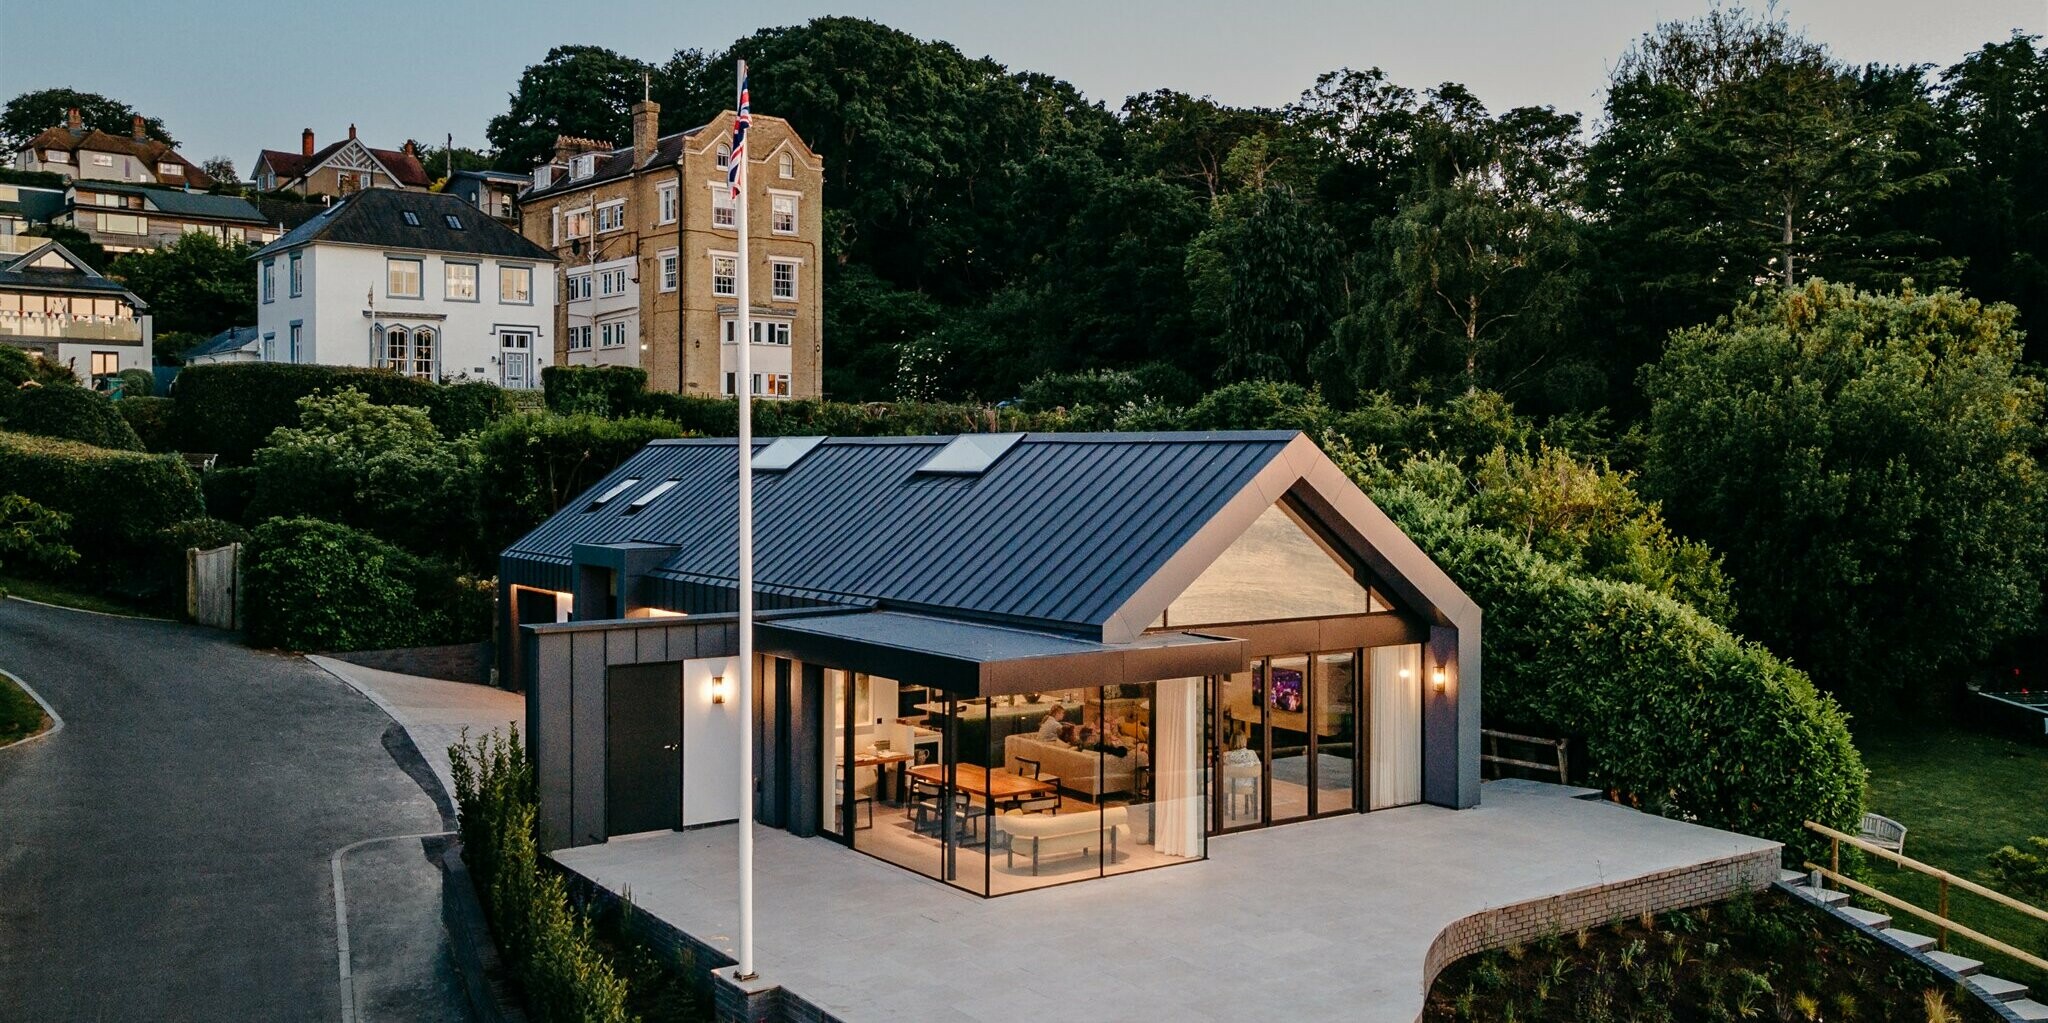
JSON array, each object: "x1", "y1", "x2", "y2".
[{"x1": 501, "y1": 430, "x2": 1480, "y2": 897}]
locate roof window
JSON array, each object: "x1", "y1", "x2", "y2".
[
  {"x1": 401, "y1": 211, "x2": 420, "y2": 226},
  {"x1": 444, "y1": 214, "x2": 464, "y2": 229},
  {"x1": 571, "y1": 154, "x2": 596, "y2": 180},
  {"x1": 623, "y1": 479, "x2": 681, "y2": 514},
  {"x1": 587, "y1": 477, "x2": 640, "y2": 510},
  {"x1": 753, "y1": 436, "x2": 825, "y2": 472},
  {"x1": 917, "y1": 433, "x2": 1024, "y2": 475}
]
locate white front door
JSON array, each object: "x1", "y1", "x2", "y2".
[{"x1": 501, "y1": 331, "x2": 532, "y2": 388}]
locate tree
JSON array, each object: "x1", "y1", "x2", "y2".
[
  {"x1": 0, "y1": 88, "x2": 173, "y2": 150},
  {"x1": 412, "y1": 141, "x2": 496, "y2": 185},
  {"x1": 1120, "y1": 90, "x2": 1277, "y2": 198},
  {"x1": 1921, "y1": 33, "x2": 2048, "y2": 337},
  {"x1": 107, "y1": 233, "x2": 255, "y2": 338},
  {"x1": 0, "y1": 494, "x2": 77, "y2": 578},
  {"x1": 199, "y1": 156, "x2": 238, "y2": 185},
  {"x1": 1642, "y1": 281, "x2": 2048, "y2": 714},
  {"x1": 1185, "y1": 186, "x2": 1345, "y2": 383},
  {"x1": 486, "y1": 46, "x2": 656, "y2": 172}
]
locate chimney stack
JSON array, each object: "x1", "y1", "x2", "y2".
[
  {"x1": 403, "y1": 139, "x2": 417, "y2": 158},
  {"x1": 132, "y1": 115, "x2": 146, "y2": 141},
  {"x1": 66, "y1": 107, "x2": 81, "y2": 131},
  {"x1": 631, "y1": 99, "x2": 660, "y2": 166},
  {"x1": 302, "y1": 129, "x2": 314, "y2": 157},
  {"x1": 348, "y1": 124, "x2": 357, "y2": 141}
]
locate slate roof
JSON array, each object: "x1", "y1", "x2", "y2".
[
  {"x1": 70, "y1": 181, "x2": 266, "y2": 223},
  {"x1": 249, "y1": 188, "x2": 557, "y2": 262},
  {"x1": 0, "y1": 185, "x2": 65, "y2": 224},
  {"x1": 247, "y1": 195, "x2": 328, "y2": 232},
  {"x1": 521, "y1": 127, "x2": 706, "y2": 202},
  {"x1": 20, "y1": 126, "x2": 213, "y2": 188},
  {"x1": 501, "y1": 432, "x2": 1301, "y2": 635},
  {"x1": 184, "y1": 325, "x2": 260, "y2": 359},
  {"x1": 256, "y1": 139, "x2": 430, "y2": 189},
  {"x1": 0, "y1": 241, "x2": 145, "y2": 301}
]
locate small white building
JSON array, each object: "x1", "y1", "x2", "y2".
[
  {"x1": 0, "y1": 237, "x2": 151, "y2": 380},
  {"x1": 251, "y1": 189, "x2": 558, "y2": 388}
]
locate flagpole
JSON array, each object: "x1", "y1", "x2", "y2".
[{"x1": 733, "y1": 58, "x2": 756, "y2": 983}]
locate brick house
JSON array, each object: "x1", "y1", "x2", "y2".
[
  {"x1": 11, "y1": 108, "x2": 212, "y2": 188},
  {"x1": 251, "y1": 125, "x2": 431, "y2": 198},
  {"x1": 517, "y1": 99, "x2": 823, "y2": 398}
]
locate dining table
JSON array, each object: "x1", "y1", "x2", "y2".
[{"x1": 906, "y1": 762, "x2": 1056, "y2": 807}]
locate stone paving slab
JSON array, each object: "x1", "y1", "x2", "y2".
[
  {"x1": 309, "y1": 655, "x2": 523, "y2": 805},
  {"x1": 554, "y1": 780, "x2": 1781, "y2": 1023}
]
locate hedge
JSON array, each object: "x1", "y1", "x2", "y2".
[
  {"x1": 542, "y1": 364, "x2": 647, "y2": 417},
  {"x1": 117, "y1": 396, "x2": 176, "y2": 451},
  {"x1": 0, "y1": 431, "x2": 203, "y2": 563},
  {"x1": 430, "y1": 380, "x2": 516, "y2": 437},
  {"x1": 2, "y1": 385, "x2": 145, "y2": 450},
  {"x1": 474, "y1": 413, "x2": 688, "y2": 554},
  {"x1": 114, "y1": 368, "x2": 153, "y2": 397},
  {"x1": 242, "y1": 517, "x2": 488, "y2": 651},
  {"x1": 1369, "y1": 482, "x2": 1865, "y2": 859},
  {"x1": 171, "y1": 363, "x2": 441, "y2": 463}
]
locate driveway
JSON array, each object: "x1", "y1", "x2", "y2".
[{"x1": 0, "y1": 598, "x2": 472, "y2": 1022}]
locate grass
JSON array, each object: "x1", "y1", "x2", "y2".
[
  {"x1": 0, "y1": 574, "x2": 162, "y2": 618},
  {"x1": 0, "y1": 669, "x2": 50, "y2": 747},
  {"x1": 1857, "y1": 718, "x2": 2048, "y2": 994}
]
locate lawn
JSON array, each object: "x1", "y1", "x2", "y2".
[
  {"x1": 0, "y1": 669, "x2": 49, "y2": 746},
  {"x1": 0, "y1": 574, "x2": 162, "y2": 618},
  {"x1": 1857, "y1": 717, "x2": 2048, "y2": 993}
]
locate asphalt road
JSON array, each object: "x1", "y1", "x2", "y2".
[{"x1": 0, "y1": 597, "x2": 471, "y2": 1022}]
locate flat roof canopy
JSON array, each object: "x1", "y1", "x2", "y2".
[{"x1": 757, "y1": 610, "x2": 1249, "y2": 696}]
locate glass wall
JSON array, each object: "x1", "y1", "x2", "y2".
[
  {"x1": 1315, "y1": 652, "x2": 1359, "y2": 813},
  {"x1": 1368, "y1": 644, "x2": 1424, "y2": 809}
]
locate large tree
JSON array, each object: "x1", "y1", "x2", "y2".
[
  {"x1": 108, "y1": 233, "x2": 256, "y2": 338},
  {"x1": 1185, "y1": 185, "x2": 1345, "y2": 383},
  {"x1": 0, "y1": 88, "x2": 173, "y2": 150},
  {"x1": 1642, "y1": 281, "x2": 2048, "y2": 714},
  {"x1": 486, "y1": 46, "x2": 656, "y2": 171}
]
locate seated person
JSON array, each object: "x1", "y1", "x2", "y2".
[
  {"x1": 1222, "y1": 736, "x2": 1259, "y2": 767},
  {"x1": 1075, "y1": 725, "x2": 1130, "y2": 759},
  {"x1": 1057, "y1": 722, "x2": 1080, "y2": 746},
  {"x1": 1034, "y1": 703, "x2": 1068, "y2": 741}
]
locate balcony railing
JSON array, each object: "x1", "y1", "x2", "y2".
[{"x1": 0, "y1": 311, "x2": 143, "y2": 342}]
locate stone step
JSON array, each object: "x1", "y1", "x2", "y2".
[
  {"x1": 1881, "y1": 928, "x2": 1937, "y2": 952},
  {"x1": 2005, "y1": 998, "x2": 2048, "y2": 1021},
  {"x1": 1778, "y1": 868, "x2": 1805, "y2": 884},
  {"x1": 1801, "y1": 887, "x2": 1850, "y2": 907},
  {"x1": 1971, "y1": 974, "x2": 2028, "y2": 1002},
  {"x1": 1839, "y1": 906, "x2": 1892, "y2": 929},
  {"x1": 1929, "y1": 950, "x2": 1984, "y2": 976}
]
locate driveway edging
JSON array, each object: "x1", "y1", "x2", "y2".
[{"x1": 0, "y1": 666, "x2": 63, "y2": 750}]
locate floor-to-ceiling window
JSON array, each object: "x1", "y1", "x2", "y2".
[{"x1": 1368, "y1": 644, "x2": 1424, "y2": 809}]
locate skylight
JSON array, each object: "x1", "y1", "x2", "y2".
[
  {"x1": 754, "y1": 436, "x2": 825, "y2": 472},
  {"x1": 587, "y1": 477, "x2": 640, "y2": 509},
  {"x1": 917, "y1": 433, "x2": 1025, "y2": 475},
  {"x1": 623, "y1": 479, "x2": 681, "y2": 514},
  {"x1": 401, "y1": 211, "x2": 420, "y2": 226},
  {"x1": 444, "y1": 214, "x2": 464, "y2": 230}
]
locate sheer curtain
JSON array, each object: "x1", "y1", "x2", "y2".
[
  {"x1": 1153, "y1": 677, "x2": 1205, "y2": 857},
  {"x1": 1369, "y1": 645, "x2": 1423, "y2": 809}
]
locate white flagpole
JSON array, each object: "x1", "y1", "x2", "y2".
[{"x1": 733, "y1": 58, "x2": 756, "y2": 983}]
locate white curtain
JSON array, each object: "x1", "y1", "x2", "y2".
[
  {"x1": 1153, "y1": 677, "x2": 1204, "y2": 858},
  {"x1": 1369, "y1": 645, "x2": 1423, "y2": 809}
]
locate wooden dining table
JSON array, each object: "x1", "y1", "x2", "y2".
[
  {"x1": 906, "y1": 763, "x2": 1055, "y2": 803},
  {"x1": 851, "y1": 750, "x2": 912, "y2": 803}
]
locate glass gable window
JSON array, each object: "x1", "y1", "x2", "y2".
[{"x1": 1157, "y1": 502, "x2": 1390, "y2": 628}]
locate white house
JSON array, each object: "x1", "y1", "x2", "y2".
[
  {"x1": 250, "y1": 189, "x2": 558, "y2": 388},
  {"x1": 0, "y1": 237, "x2": 151, "y2": 380}
]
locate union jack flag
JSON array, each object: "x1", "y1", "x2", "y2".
[{"x1": 729, "y1": 70, "x2": 750, "y2": 199}]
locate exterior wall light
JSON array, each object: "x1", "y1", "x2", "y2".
[
  {"x1": 711, "y1": 675, "x2": 727, "y2": 704},
  {"x1": 1432, "y1": 666, "x2": 1448, "y2": 693}
]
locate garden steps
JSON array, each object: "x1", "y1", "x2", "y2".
[
  {"x1": 1778, "y1": 872, "x2": 2037, "y2": 1017},
  {"x1": 2005, "y1": 998, "x2": 2048, "y2": 1021},
  {"x1": 1928, "y1": 950, "x2": 1985, "y2": 976},
  {"x1": 1971, "y1": 975, "x2": 2029, "y2": 1002},
  {"x1": 1838, "y1": 906, "x2": 1891, "y2": 929},
  {"x1": 1878, "y1": 928, "x2": 1937, "y2": 952}
]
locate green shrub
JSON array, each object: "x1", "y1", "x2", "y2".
[
  {"x1": 242, "y1": 517, "x2": 482, "y2": 651},
  {"x1": 115, "y1": 368, "x2": 153, "y2": 397},
  {"x1": 117, "y1": 395, "x2": 175, "y2": 451},
  {"x1": 1018, "y1": 363, "x2": 1200, "y2": 412},
  {"x1": 430, "y1": 380, "x2": 515, "y2": 437},
  {"x1": 0, "y1": 348, "x2": 77, "y2": 389},
  {"x1": 200, "y1": 465, "x2": 257, "y2": 524},
  {"x1": 0, "y1": 493, "x2": 78, "y2": 578},
  {"x1": 2, "y1": 384, "x2": 145, "y2": 450},
  {"x1": 542, "y1": 365, "x2": 648, "y2": 417},
  {"x1": 171, "y1": 362, "x2": 440, "y2": 463},
  {"x1": 1988, "y1": 837, "x2": 2048, "y2": 901},
  {"x1": 152, "y1": 517, "x2": 250, "y2": 604},
  {"x1": 474, "y1": 413, "x2": 687, "y2": 555},
  {"x1": 0, "y1": 432, "x2": 203, "y2": 566},
  {"x1": 451, "y1": 728, "x2": 631, "y2": 1022}
]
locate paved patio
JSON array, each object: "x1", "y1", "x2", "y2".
[{"x1": 553, "y1": 780, "x2": 1781, "y2": 1022}]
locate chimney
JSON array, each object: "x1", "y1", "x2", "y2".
[
  {"x1": 348, "y1": 123, "x2": 357, "y2": 141},
  {"x1": 66, "y1": 107, "x2": 81, "y2": 131},
  {"x1": 632, "y1": 99, "x2": 660, "y2": 166},
  {"x1": 132, "y1": 115, "x2": 146, "y2": 141},
  {"x1": 302, "y1": 129, "x2": 314, "y2": 157},
  {"x1": 403, "y1": 139, "x2": 417, "y2": 158}
]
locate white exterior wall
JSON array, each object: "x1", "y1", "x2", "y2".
[
  {"x1": 255, "y1": 242, "x2": 557, "y2": 387},
  {"x1": 52, "y1": 338, "x2": 148, "y2": 376},
  {"x1": 682, "y1": 655, "x2": 741, "y2": 827}
]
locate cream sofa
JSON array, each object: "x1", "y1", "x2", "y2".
[
  {"x1": 1003, "y1": 734, "x2": 1139, "y2": 798},
  {"x1": 994, "y1": 806, "x2": 1129, "y2": 875}
]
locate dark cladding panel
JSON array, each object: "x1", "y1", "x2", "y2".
[
  {"x1": 570, "y1": 631, "x2": 608, "y2": 845},
  {"x1": 533, "y1": 631, "x2": 575, "y2": 849}
]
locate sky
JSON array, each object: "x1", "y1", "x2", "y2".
[{"x1": 2, "y1": 0, "x2": 2041, "y2": 172}]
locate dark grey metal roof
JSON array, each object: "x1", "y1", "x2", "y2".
[{"x1": 501, "y1": 432, "x2": 1299, "y2": 637}]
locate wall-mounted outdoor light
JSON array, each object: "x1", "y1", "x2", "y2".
[
  {"x1": 1432, "y1": 665, "x2": 1448, "y2": 693},
  {"x1": 711, "y1": 675, "x2": 727, "y2": 704}
]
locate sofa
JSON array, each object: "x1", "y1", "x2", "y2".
[
  {"x1": 993, "y1": 806, "x2": 1130, "y2": 875},
  {"x1": 1003, "y1": 734, "x2": 1140, "y2": 798}
]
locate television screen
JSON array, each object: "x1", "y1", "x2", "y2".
[{"x1": 1254, "y1": 665, "x2": 1305, "y2": 713}]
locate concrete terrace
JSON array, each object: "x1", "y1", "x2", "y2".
[{"x1": 552, "y1": 780, "x2": 1781, "y2": 1023}]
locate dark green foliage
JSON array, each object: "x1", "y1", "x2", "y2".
[
  {"x1": 170, "y1": 363, "x2": 442, "y2": 463},
  {"x1": 113, "y1": 369, "x2": 152, "y2": 398},
  {"x1": 1643, "y1": 282, "x2": 2048, "y2": 714},
  {"x1": 153, "y1": 330, "x2": 210, "y2": 364},
  {"x1": 199, "y1": 465, "x2": 256, "y2": 524},
  {"x1": 0, "y1": 431, "x2": 203, "y2": 568},
  {"x1": 449, "y1": 728, "x2": 632, "y2": 1021},
  {"x1": 428, "y1": 381, "x2": 515, "y2": 437},
  {"x1": 1988, "y1": 837, "x2": 2048, "y2": 901},
  {"x1": 0, "y1": 167, "x2": 67, "y2": 190},
  {"x1": 0, "y1": 493, "x2": 78, "y2": 577},
  {"x1": 473, "y1": 413, "x2": 687, "y2": 556},
  {"x1": 540, "y1": 365, "x2": 648, "y2": 418},
  {"x1": 242, "y1": 517, "x2": 483, "y2": 651},
  {"x1": 1, "y1": 384, "x2": 145, "y2": 450},
  {"x1": 116, "y1": 396, "x2": 174, "y2": 452},
  {"x1": 0, "y1": 88, "x2": 174, "y2": 150},
  {"x1": 107, "y1": 233, "x2": 256, "y2": 338},
  {"x1": 485, "y1": 45, "x2": 656, "y2": 172},
  {"x1": 1017, "y1": 364, "x2": 1202, "y2": 413},
  {"x1": 0, "y1": 347, "x2": 76, "y2": 388}
]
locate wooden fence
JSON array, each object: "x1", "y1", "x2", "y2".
[
  {"x1": 1481, "y1": 728, "x2": 1570, "y2": 784},
  {"x1": 1802, "y1": 819, "x2": 2048, "y2": 972},
  {"x1": 186, "y1": 542, "x2": 242, "y2": 630}
]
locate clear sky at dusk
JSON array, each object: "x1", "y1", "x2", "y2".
[{"x1": 2, "y1": 0, "x2": 2041, "y2": 171}]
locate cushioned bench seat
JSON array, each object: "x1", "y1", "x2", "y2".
[{"x1": 993, "y1": 806, "x2": 1129, "y2": 875}]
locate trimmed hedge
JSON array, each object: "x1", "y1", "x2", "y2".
[
  {"x1": 1368, "y1": 480, "x2": 1865, "y2": 858},
  {"x1": 542, "y1": 365, "x2": 647, "y2": 417},
  {"x1": 171, "y1": 363, "x2": 440, "y2": 463},
  {"x1": 430, "y1": 380, "x2": 516, "y2": 437},
  {"x1": 114, "y1": 368, "x2": 153, "y2": 397},
  {"x1": 242, "y1": 517, "x2": 488, "y2": 651},
  {"x1": 117, "y1": 396, "x2": 176, "y2": 452},
  {"x1": 0, "y1": 431, "x2": 203, "y2": 563},
  {"x1": 474, "y1": 413, "x2": 688, "y2": 555},
  {"x1": 2, "y1": 385, "x2": 145, "y2": 450}
]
